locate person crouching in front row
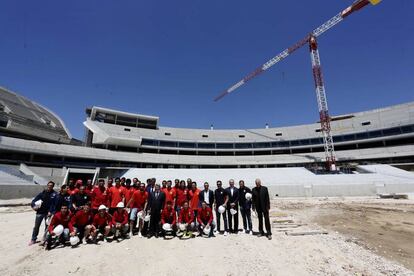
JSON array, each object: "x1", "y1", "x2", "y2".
[
  {"x1": 178, "y1": 201, "x2": 195, "y2": 239},
  {"x1": 90, "y1": 205, "x2": 112, "y2": 243},
  {"x1": 45, "y1": 204, "x2": 72, "y2": 250},
  {"x1": 112, "y1": 202, "x2": 129, "y2": 242},
  {"x1": 197, "y1": 201, "x2": 215, "y2": 238},
  {"x1": 160, "y1": 201, "x2": 177, "y2": 239}
]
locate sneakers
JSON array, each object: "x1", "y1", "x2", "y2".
[
  {"x1": 28, "y1": 240, "x2": 35, "y2": 246},
  {"x1": 224, "y1": 231, "x2": 228, "y2": 236},
  {"x1": 249, "y1": 230, "x2": 253, "y2": 235},
  {"x1": 82, "y1": 238, "x2": 87, "y2": 245},
  {"x1": 104, "y1": 238, "x2": 109, "y2": 243},
  {"x1": 138, "y1": 232, "x2": 142, "y2": 238}
]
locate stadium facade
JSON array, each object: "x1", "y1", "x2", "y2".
[{"x1": 1, "y1": 87, "x2": 413, "y2": 198}]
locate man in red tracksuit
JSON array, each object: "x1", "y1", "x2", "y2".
[
  {"x1": 161, "y1": 201, "x2": 176, "y2": 237},
  {"x1": 112, "y1": 202, "x2": 129, "y2": 241},
  {"x1": 197, "y1": 201, "x2": 214, "y2": 237},
  {"x1": 178, "y1": 201, "x2": 195, "y2": 234},
  {"x1": 176, "y1": 181, "x2": 189, "y2": 214},
  {"x1": 91, "y1": 179, "x2": 108, "y2": 214},
  {"x1": 45, "y1": 204, "x2": 72, "y2": 250},
  {"x1": 91, "y1": 205, "x2": 112, "y2": 243},
  {"x1": 127, "y1": 183, "x2": 148, "y2": 237},
  {"x1": 69, "y1": 203, "x2": 94, "y2": 245}
]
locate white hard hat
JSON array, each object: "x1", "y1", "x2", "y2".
[
  {"x1": 116, "y1": 202, "x2": 124, "y2": 208},
  {"x1": 137, "y1": 211, "x2": 144, "y2": 219},
  {"x1": 144, "y1": 214, "x2": 151, "y2": 222},
  {"x1": 70, "y1": 236, "x2": 80, "y2": 246},
  {"x1": 179, "y1": 223, "x2": 187, "y2": 231},
  {"x1": 34, "y1": 199, "x2": 43, "y2": 207},
  {"x1": 230, "y1": 208, "x2": 238, "y2": 216},
  {"x1": 218, "y1": 206, "x2": 226, "y2": 214},
  {"x1": 245, "y1": 193, "x2": 252, "y2": 200},
  {"x1": 98, "y1": 204, "x2": 107, "y2": 211},
  {"x1": 162, "y1": 223, "x2": 172, "y2": 231},
  {"x1": 203, "y1": 225, "x2": 211, "y2": 235},
  {"x1": 53, "y1": 224, "x2": 64, "y2": 236}
]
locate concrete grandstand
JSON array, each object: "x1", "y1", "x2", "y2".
[{"x1": 0, "y1": 87, "x2": 413, "y2": 198}]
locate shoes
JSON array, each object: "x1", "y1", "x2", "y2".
[
  {"x1": 28, "y1": 240, "x2": 35, "y2": 246},
  {"x1": 244, "y1": 230, "x2": 249, "y2": 234},
  {"x1": 138, "y1": 232, "x2": 142, "y2": 238},
  {"x1": 125, "y1": 234, "x2": 130, "y2": 239},
  {"x1": 82, "y1": 239, "x2": 87, "y2": 245},
  {"x1": 104, "y1": 238, "x2": 109, "y2": 243},
  {"x1": 249, "y1": 230, "x2": 253, "y2": 235},
  {"x1": 224, "y1": 231, "x2": 228, "y2": 236},
  {"x1": 267, "y1": 235, "x2": 272, "y2": 240},
  {"x1": 257, "y1": 232, "x2": 264, "y2": 237},
  {"x1": 233, "y1": 231, "x2": 238, "y2": 235}
]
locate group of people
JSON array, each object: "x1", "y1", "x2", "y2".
[{"x1": 30, "y1": 176, "x2": 272, "y2": 250}]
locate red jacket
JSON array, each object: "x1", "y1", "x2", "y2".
[
  {"x1": 112, "y1": 209, "x2": 128, "y2": 225},
  {"x1": 91, "y1": 186, "x2": 108, "y2": 209},
  {"x1": 93, "y1": 212, "x2": 112, "y2": 228},
  {"x1": 69, "y1": 210, "x2": 93, "y2": 231},
  {"x1": 161, "y1": 207, "x2": 176, "y2": 225},
  {"x1": 178, "y1": 208, "x2": 194, "y2": 224},
  {"x1": 176, "y1": 188, "x2": 189, "y2": 207},
  {"x1": 197, "y1": 207, "x2": 213, "y2": 225},
  {"x1": 48, "y1": 211, "x2": 72, "y2": 234}
]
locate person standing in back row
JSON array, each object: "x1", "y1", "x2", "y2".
[
  {"x1": 214, "y1": 180, "x2": 229, "y2": 236},
  {"x1": 225, "y1": 179, "x2": 239, "y2": 234},
  {"x1": 251, "y1": 178, "x2": 272, "y2": 240},
  {"x1": 238, "y1": 180, "x2": 253, "y2": 234}
]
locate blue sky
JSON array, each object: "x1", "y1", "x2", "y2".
[{"x1": 0, "y1": 0, "x2": 413, "y2": 139}]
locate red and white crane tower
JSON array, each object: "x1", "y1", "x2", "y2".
[{"x1": 214, "y1": 0, "x2": 382, "y2": 171}]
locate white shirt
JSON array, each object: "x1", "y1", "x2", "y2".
[{"x1": 204, "y1": 191, "x2": 210, "y2": 204}]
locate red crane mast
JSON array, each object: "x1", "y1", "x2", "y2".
[{"x1": 214, "y1": 0, "x2": 382, "y2": 171}]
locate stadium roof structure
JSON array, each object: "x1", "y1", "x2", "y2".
[{"x1": 0, "y1": 86, "x2": 72, "y2": 144}]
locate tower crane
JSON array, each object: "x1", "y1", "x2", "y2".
[{"x1": 214, "y1": 0, "x2": 382, "y2": 171}]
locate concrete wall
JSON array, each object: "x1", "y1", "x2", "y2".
[{"x1": 0, "y1": 184, "x2": 44, "y2": 200}]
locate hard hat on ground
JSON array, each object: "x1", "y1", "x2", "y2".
[
  {"x1": 245, "y1": 193, "x2": 252, "y2": 200},
  {"x1": 162, "y1": 223, "x2": 172, "y2": 231},
  {"x1": 230, "y1": 208, "x2": 237, "y2": 216},
  {"x1": 203, "y1": 225, "x2": 211, "y2": 235},
  {"x1": 70, "y1": 236, "x2": 80, "y2": 246},
  {"x1": 218, "y1": 206, "x2": 225, "y2": 214}
]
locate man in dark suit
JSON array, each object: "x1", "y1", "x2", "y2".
[
  {"x1": 147, "y1": 184, "x2": 165, "y2": 238},
  {"x1": 251, "y1": 178, "x2": 272, "y2": 240},
  {"x1": 199, "y1": 182, "x2": 214, "y2": 208},
  {"x1": 225, "y1": 179, "x2": 239, "y2": 234},
  {"x1": 238, "y1": 180, "x2": 253, "y2": 234}
]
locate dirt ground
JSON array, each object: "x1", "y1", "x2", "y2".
[
  {"x1": 275, "y1": 197, "x2": 414, "y2": 272},
  {"x1": 0, "y1": 197, "x2": 413, "y2": 276}
]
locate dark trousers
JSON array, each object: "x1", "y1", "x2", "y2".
[
  {"x1": 240, "y1": 206, "x2": 253, "y2": 231},
  {"x1": 215, "y1": 209, "x2": 228, "y2": 232},
  {"x1": 31, "y1": 213, "x2": 47, "y2": 242},
  {"x1": 149, "y1": 211, "x2": 161, "y2": 236},
  {"x1": 257, "y1": 209, "x2": 271, "y2": 235},
  {"x1": 227, "y1": 206, "x2": 239, "y2": 233}
]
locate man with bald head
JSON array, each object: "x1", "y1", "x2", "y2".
[{"x1": 251, "y1": 178, "x2": 272, "y2": 240}]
